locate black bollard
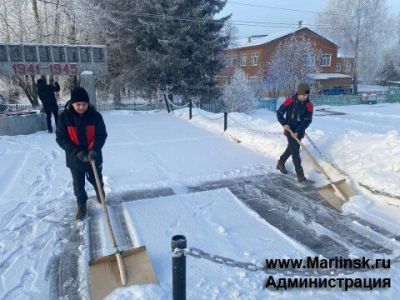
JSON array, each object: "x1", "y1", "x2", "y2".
[
  {"x1": 224, "y1": 112, "x2": 228, "y2": 131},
  {"x1": 189, "y1": 100, "x2": 192, "y2": 120},
  {"x1": 172, "y1": 235, "x2": 187, "y2": 300},
  {"x1": 164, "y1": 94, "x2": 171, "y2": 113}
]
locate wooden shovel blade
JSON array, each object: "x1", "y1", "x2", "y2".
[
  {"x1": 89, "y1": 246, "x2": 157, "y2": 300},
  {"x1": 318, "y1": 179, "x2": 356, "y2": 212}
]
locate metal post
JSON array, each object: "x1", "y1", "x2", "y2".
[
  {"x1": 171, "y1": 235, "x2": 187, "y2": 300},
  {"x1": 164, "y1": 94, "x2": 171, "y2": 113},
  {"x1": 189, "y1": 100, "x2": 192, "y2": 119},
  {"x1": 224, "y1": 112, "x2": 228, "y2": 131}
]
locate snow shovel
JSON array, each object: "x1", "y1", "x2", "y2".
[
  {"x1": 287, "y1": 129, "x2": 356, "y2": 212},
  {"x1": 89, "y1": 159, "x2": 157, "y2": 300}
]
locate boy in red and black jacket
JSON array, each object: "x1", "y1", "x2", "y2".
[
  {"x1": 276, "y1": 83, "x2": 313, "y2": 182},
  {"x1": 56, "y1": 87, "x2": 108, "y2": 220}
]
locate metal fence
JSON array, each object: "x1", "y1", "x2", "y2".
[
  {"x1": 197, "y1": 102, "x2": 226, "y2": 113},
  {"x1": 257, "y1": 99, "x2": 278, "y2": 111},
  {"x1": 96, "y1": 102, "x2": 160, "y2": 112},
  {"x1": 5, "y1": 103, "x2": 41, "y2": 111},
  {"x1": 3, "y1": 88, "x2": 400, "y2": 114}
]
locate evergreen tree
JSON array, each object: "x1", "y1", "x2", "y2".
[{"x1": 133, "y1": 0, "x2": 230, "y2": 101}]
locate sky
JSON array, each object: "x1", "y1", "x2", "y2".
[{"x1": 220, "y1": 0, "x2": 400, "y2": 38}]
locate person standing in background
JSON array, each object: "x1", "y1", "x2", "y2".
[{"x1": 37, "y1": 76, "x2": 60, "y2": 133}]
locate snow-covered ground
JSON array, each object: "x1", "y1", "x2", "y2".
[{"x1": 0, "y1": 105, "x2": 399, "y2": 299}]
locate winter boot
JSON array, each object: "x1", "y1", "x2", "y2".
[
  {"x1": 276, "y1": 160, "x2": 288, "y2": 174},
  {"x1": 296, "y1": 169, "x2": 307, "y2": 182},
  {"x1": 75, "y1": 204, "x2": 87, "y2": 221}
]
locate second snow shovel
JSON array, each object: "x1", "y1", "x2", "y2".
[
  {"x1": 89, "y1": 159, "x2": 157, "y2": 300},
  {"x1": 287, "y1": 129, "x2": 356, "y2": 212}
]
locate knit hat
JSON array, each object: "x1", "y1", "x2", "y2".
[
  {"x1": 297, "y1": 83, "x2": 310, "y2": 95},
  {"x1": 70, "y1": 87, "x2": 89, "y2": 104}
]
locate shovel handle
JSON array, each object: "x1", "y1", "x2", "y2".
[
  {"x1": 90, "y1": 159, "x2": 127, "y2": 286},
  {"x1": 287, "y1": 129, "x2": 347, "y2": 202},
  {"x1": 116, "y1": 251, "x2": 127, "y2": 286}
]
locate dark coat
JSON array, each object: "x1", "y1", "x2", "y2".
[
  {"x1": 56, "y1": 101, "x2": 107, "y2": 171},
  {"x1": 277, "y1": 94, "x2": 314, "y2": 139},
  {"x1": 37, "y1": 79, "x2": 60, "y2": 111}
]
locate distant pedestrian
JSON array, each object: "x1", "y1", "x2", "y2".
[
  {"x1": 56, "y1": 87, "x2": 108, "y2": 220},
  {"x1": 37, "y1": 77, "x2": 60, "y2": 133},
  {"x1": 276, "y1": 83, "x2": 314, "y2": 182}
]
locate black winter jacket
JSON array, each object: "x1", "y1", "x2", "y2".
[
  {"x1": 37, "y1": 79, "x2": 60, "y2": 111},
  {"x1": 56, "y1": 102, "x2": 107, "y2": 171},
  {"x1": 277, "y1": 95, "x2": 313, "y2": 139}
]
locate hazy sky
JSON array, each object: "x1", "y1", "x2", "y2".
[{"x1": 220, "y1": 0, "x2": 400, "y2": 38}]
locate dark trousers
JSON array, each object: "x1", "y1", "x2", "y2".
[
  {"x1": 70, "y1": 165, "x2": 104, "y2": 208},
  {"x1": 279, "y1": 133, "x2": 303, "y2": 173},
  {"x1": 45, "y1": 108, "x2": 58, "y2": 132}
]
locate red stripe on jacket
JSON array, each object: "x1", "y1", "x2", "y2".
[
  {"x1": 283, "y1": 97, "x2": 294, "y2": 106},
  {"x1": 67, "y1": 125, "x2": 96, "y2": 150},
  {"x1": 306, "y1": 102, "x2": 314, "y2": 112},
  {"x1": 86, "y1": 125, "x2": 95, "y2": 150},
  {"x1": 67, "y1": 126, "x2": 79, "y2": 146}
]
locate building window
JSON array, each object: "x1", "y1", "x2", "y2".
[
  {"x1": 335, "y1": 64, "x2": 341, "y2": 72},
  {"x1": 222, "y1": 56, "x2": 229, "y2": 67},
  {"x1": 231, "y1": 55, "x2": 237, "y2": 67},
  {"x1": 305, "y1": 54, "x2": 315, "y2": 66},
  {"x1": 320, "y1": 54, "x2": 331, "y2": 66},
  {"x1": 240, "y1": 54, "x2": 247, "y2": 66},
  {"x1": 251, "y1": 53, "x2": 259, "y2": 66},
  {"x1": 344, "y1": 62, "x2": 351, "y2": 72}
]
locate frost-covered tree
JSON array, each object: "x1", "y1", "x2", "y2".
[
  {"x1": 266, "y1": 35, "x2": 319, "y2": 97},
  {"x1": 316, "y1": 0, "x2": 393, "y2": 93},
  {"x1": 221, "y1": 68, "x2": 257, "y2": 113},
  {"x1": 377, "y1": 44, "x2": 400, "y2": 83},
  {"x1": 0, "y1": 0, "x2": 88, "y2": 104},
  {"x1": 78, "y1": 0, "x2": 143, "y2": 103}
]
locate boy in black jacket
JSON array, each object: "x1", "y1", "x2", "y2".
[
  {"x1": 276, "y1": 83, "x2": 314, "y2": 182},
  {"x1": 56, "y1": 87, "x2": 108, "y2": 220}
]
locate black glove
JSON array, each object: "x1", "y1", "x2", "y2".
[
  {"x1": 88, "y1": 150, "x2": 97, "y2": 162},
  {"x1": 77, "y1": 151, "x2": 89, "y2": 163}
]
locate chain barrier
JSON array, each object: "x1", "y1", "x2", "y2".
[
  {"x1": 166, "y1": 98, "x2": 190, "y2": 110},
  {"x1": 304, "y1": 133, "x2": 400, "y2": 203},
  {"x1": 173, "y1": 246, "x2": 400, "y2": 277},
  {"x1": 191, "y1": 101, "x2": 224, "y2": 120},
  {"x1": 227, "y1": 115, "x2": 281, "y2": 136}
]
